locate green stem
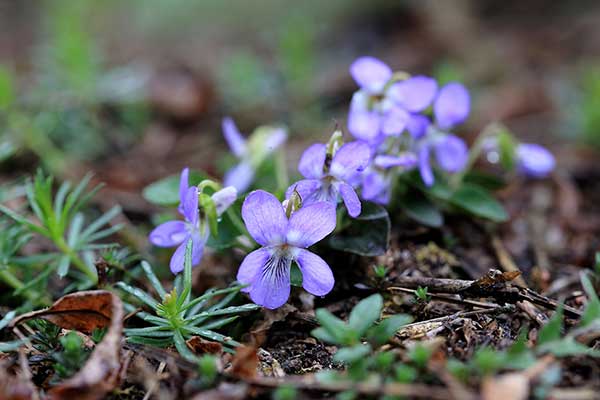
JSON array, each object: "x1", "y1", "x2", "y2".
[
  {"x1": 56, "y1": 238, "x2": 98, "y2": 284},
  {"x1": 0, "y1": 267, "x2": 37, "y2": 302}
]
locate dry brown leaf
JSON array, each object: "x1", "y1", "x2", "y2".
[
  {"x1": 10, "y1": 290, "x2": 125, "y2": 400},
  {"x1": 10, "y1": 290, "x2": 117, "y2": 334},
  {"x1": 186, "y1": 336, "x2": 223, "y2": 355},
  {"x1": 230, "y1": 346, "x2": 259, "y2": 379}
]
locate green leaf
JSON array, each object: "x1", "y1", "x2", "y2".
[
  {"x1": 313, "y1": 309, "x2": 351, "y2": 345},
  {"x1": 311, "y1": 327, "x2": 339, "y2": 344},
  {"x1": 580, "y1": 274, "x2": 600, "y2": 327},
  {"x1": 463, "y1": 171, "x2": 506, "y2": 191},
  {"x1": 290, "y1": 264, "x2": 302, "y2": 287},
  {"x1": 0, "y1": 310, "x2": 16, "y2": 331},
  {"x1": 348, "y1": 294, "x2": 383, "y2": 336},
  {"x1": 538, "y1": 337, "x2": 600, "y2": 358},
  {"x1": 399, "y1": 191, "x2": 443, "y2": 227},
  {"x1": 328, "y1": 202, "x2": 390, "y2": 256},
  {"x1": 333, "y1": 344, "x2": 372, "y2": 364},
  {"x1": 116, "y1": 281, "x2": 160, "y2": 309},
  {"x1": 142, "y1": 170, "x2": 207, "y2": 206},
  {"x1": 206, "y1": 201, "x2": 244, "y2": 250},
  {"x1": 173, "y1": 329, "x2": 199, "y2": 362},
  {"x1": 140, "y1": 261, "x2": 167, "y2": 299},
  {"x1": 368, "y1": 314, "x2": 412, "y2": 346},
  {"x1": 449, "y1": 183, "x2": 508, "y2": 222},
  {"x1": 538, "y1": 305, "x2": 563, "y2": 346}
]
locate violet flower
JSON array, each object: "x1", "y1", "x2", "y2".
[
  {"x1": 222, "y1": 117, "x2": 287, "y2": 193},
  {"x1": 236, "y1": 190, "x2": 336, "y2": 309},
  {"x1": 347, "y1": 56, "x2": 438, "y2": 144},
  {"x1": 417, "y1": 82, "x2": 470, "y2": 186},
  {"x1": 149, "y1": 168, "x2": 237, "y2": 274},
  {"x1": 361, "y1": 153, "x2": 418, "y2": 205},
  {"x1": 286, "y1": 141, "x2": 370, "y2": 217},
  {"x1": 516, "y1": 143, "x2": 555, "y2": 178}
]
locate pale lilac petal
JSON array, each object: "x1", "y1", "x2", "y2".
[
  {"x1": 149, "y1": 221, "x2": 188, "y2": 248},
  {"x1": 434, "y1": 82, "x2": 470, "y2": 129},
  {"x1": 434, "y1": 135, "x2": 468, "y2": 173},
  {"x1": 381, "y1": 106, "x2": 410, "y2": 136},
  {"x1": 295, "y1": 249, "x2": 334, "y2": 296},
  {"x1": 177, "y1": 167, "x2": 190, "y2": 215},
  {"x1": 350, "y1": 56, "x2": 392, "y2": 94},
  {"x1": 222, "y1": 117, "x2": 247, "y2": 158},
  {"x1": 419, "y1": 144, "x2": 434, "y2": 187},
  {"x1": 298, "y1": 143, "x2": 326, "y2": 179},
  {"x1": 516, "y1": 143, "x2": 555, "y2": 178},
  {"x1": 407, "y1": 114, "x2": 430, "y2": 139},
  {"x1": 286, "y1": 202, "x2": 336, "y2": 248},
  {"x1": 388, "y1": 76, "x2": 438, "y2": 112},
  {"x1": 339, "y1": 182, "x2": 361, "y2": 217},
  {"x1": 242, "y1": 190, "x2": 287, "y2": 246},
  {"x1": 330, "y1": 141, "x2": 371, "y2": 181},
  {"x1": 374, "y1": 153, "x2": 418, "y2": 169},
  {"x1": 362, "y1": 170, "x2": 391, "y2": 205},
  {"x1": 182, "y1": 186, "x2": 199, "y2": 225},
  {"x1": 236, "y1": 248, "x2": 270, "y2": 292},
  {"x1": 169, "y1": 235, "x2": 205, "y2": 274},
  {"x1": 264, "y1": 128, "x2": 288, "y2": 153},
  {"x1": 249, "y1": 255, "x2": 291, "y2": 309},
  {"x1": 224, "y1": 162, "x2": 255, "y2": 193},
  {"x1": 211, "y1": 186, "x2": 237, "y2": 216},
  {"x1": 285, "y1": 179, "x2": 322, "y2": 205},
  {"x1": 348, "y1": 108, "x2": 381, "y2": 142}
]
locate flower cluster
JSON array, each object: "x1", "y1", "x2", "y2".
[{"x1": 147, "y1": 56, "x2": 557, "y2": 310}]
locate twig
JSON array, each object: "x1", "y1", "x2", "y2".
[
  {"x1": 388, "y1": 287, "x2": 500, "y2": 309},
  {"x1": 386, "y1": 269, "x2": 582, "y2": 318},
  {"x1": 490, "y1": 234, "x2": 527, "y2": 287},
  {"x1": 142, "y1": 361, "x2": 166, "y2": 400}
]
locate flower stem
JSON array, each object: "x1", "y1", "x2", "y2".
[
  {"x1": 274, "y1": 150, "x2": 288, "y2": 194},
  {"x1": 0, "y1": 267, "x2": 38, "y2": 302}
]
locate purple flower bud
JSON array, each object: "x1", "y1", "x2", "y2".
[
  {"x1": 350, "y1": 56, "x2": 392, "y2": 94},
  {"x1": 516, "y1": 143, "x2": 555, "y2": 178}
]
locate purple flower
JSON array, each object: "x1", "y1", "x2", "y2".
[
  {"x1": 347, "y1": 57, "x2": 437, "y2": 144},
  {"x1": 287, "y1": 141, "x2": 371, "y2": 217},
  {"x1": 434, "y1": 82, "x2": 470, "y2": 130},
  {"x1": 236, "y1": 190, "x2": 336, "y2": 309},
  {"x1": 361, "y1": 153, "x2": 418, "y2": 205},
  {"x1": 222, "y1": 117, "x2": 287, "y2": 193},
  {"x1": 149, "y1": 168, "x2": 237, "y2": 274},
  {"x1": 516, "y1": 143, "x2": 555, "y2": 178},
  {"x1": 418, "y1": 135, "x2": 468, "y2": 187}
]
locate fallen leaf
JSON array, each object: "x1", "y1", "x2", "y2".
[
  {"x1": 230, "y1": 346, "x2": 258, "y2": 379},
  {"x1": 10, "y1": 290, "x2": 117, "y2": 334},
  {"x1": 186, "y1": 336, "x2": 223, "y2": 355},
  {"x1": 10, "y1": 290, "x2": 125, "y2": 400}
]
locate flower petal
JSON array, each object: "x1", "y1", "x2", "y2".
[
  {"x1": 388, "y1": 76, "x2": 438, "y2": 112},
  {"x1": 285, "y1": 179, "x2": 322, "y2": 205},
  {"x1": 211, "y1": 186, "x2": 237, "y2": 216},
  {"x1": 224, "y1": 162, "x2": 255, "y2": 193},
  {"x1": 286, "y1": 202, "x2": 336, "y2": 248},
  {"x1": 295, "y1": 249, "x2": 334, "y2": 296},
  {"x1": 182, "y1": 186, "x2": 199, "y2": 225},
  {"x1": 419, "y1": 144, "x2": 434, "y2": 187},
  {"x1": 362, "y1": 170, "x2": 391, "y2": 205},
  {"x1": 350, "y1": 56, "x2": 392, "y2": 94},
  {"x1": 177, "y1": 167, "x2": 189, "y2": 215},
  {"x1": 249, "y1": 254, "x2": 291, "y2": 309},
  {"x1": 339, "y1": 182, "x2": 361, "y2": 217},
  {"x1": 516, "y1": 143, "x2": 555, "y2": 178},
  {"x1": 149, "y1": 221, "x2": 188, "y2": 247},
  {"x1": 264, "y1": 128, "x2": 288, "y2": 153},
  {"x1": 330, "y1": 141, "x2": 372, "y2": 181},
  {"x1": 434, "y1": 135, "x2": 468, "y2": 173},
  {"x1": 434, "y1": 82, "x2": 470, "y2": 130},
  {"x1": 222, "y1": 117, "x2": 247, "y2": 158},
  {"x1": 298, "y1": 143, "x2": 326, "y2": 179},
  {"x1": 374, "y1": 153, "x2": 418, "y2": 169},
  {"x1": 169, "y1": 235, "x2": 205, "y2": 274},
  {"x1": 236, "y1": 247, "x2": 271, "y2": 292},
  {"x1": 381, "y1": 106, "x2": 410, "y2": 136},
  {"x1": 242, "y1": 190, "x2": 287, "y2": 246},
  {"x1": 407, "y1": 114, "x2": 430, "y2": 139},
  {"x1": 348, "y1": 109, "x2": 381, "y2": 142}
]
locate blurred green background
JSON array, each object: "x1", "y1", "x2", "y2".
[{"x1": 2, "y1": 0, "x2": 600, "y2": 199}]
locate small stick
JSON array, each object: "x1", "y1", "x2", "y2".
[
  {"x1": 142, "y1": 361, "x2": 166, "y2": 400},
  {"x1": 490, "y1": 234, "x2": 527, "y2": 287}
]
